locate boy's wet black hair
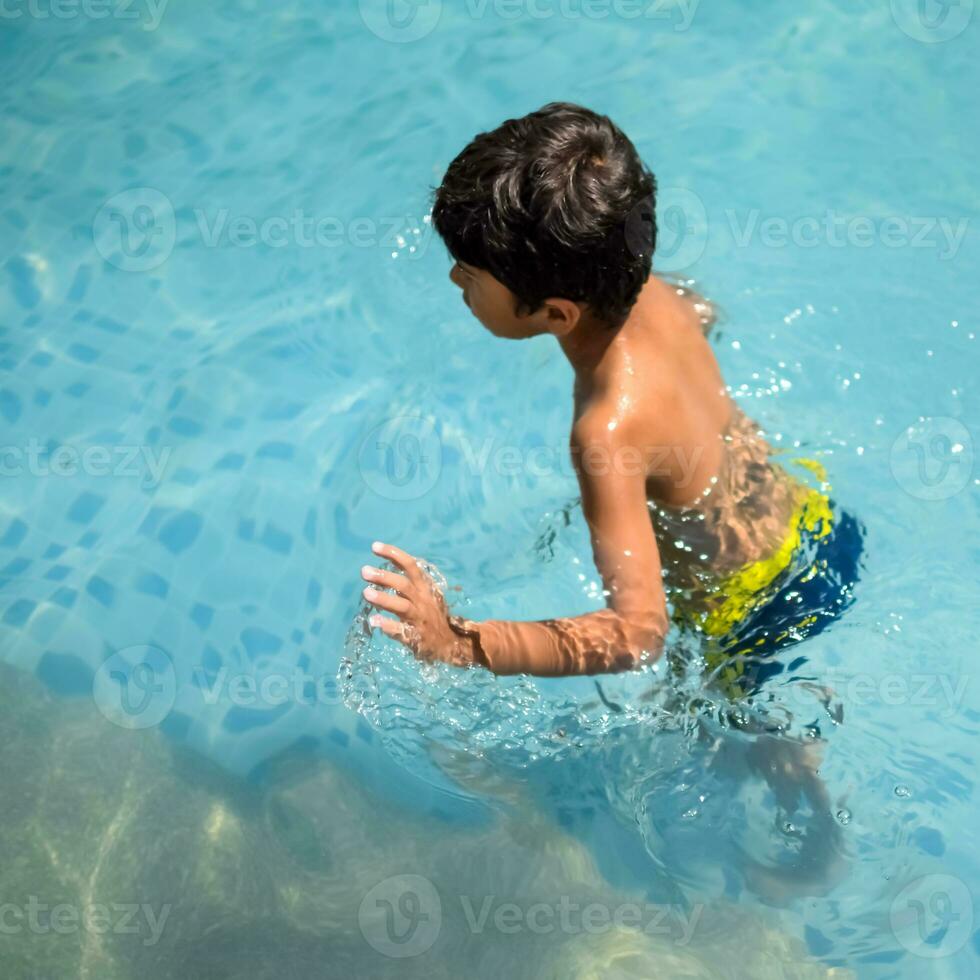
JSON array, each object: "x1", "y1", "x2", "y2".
[{"x1": 432, "y1": 102, "x2": 657, "y2": 329}]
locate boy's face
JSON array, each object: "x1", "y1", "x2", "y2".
[{"x1": 449, "y1": 261, "x2": 571, "y2": 340}]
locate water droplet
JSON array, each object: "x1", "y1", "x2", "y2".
[
  {"x1": 836, "y1": 808, "x2": 851, "y2": 825},
  {"x1": 894, "y1": 785, "x2": 911, "y2": 798}
]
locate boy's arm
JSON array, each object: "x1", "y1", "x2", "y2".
[
  {"x1": 363, "y1": 419, "x2": 669, "y2": 677},
  {"x1": 450, "y1": 420, "x2": 669, "y2": 675}
]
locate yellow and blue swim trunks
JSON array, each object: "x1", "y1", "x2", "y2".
[{"x1": 671, "y1": 461, "x2": 865, "y2": 699}]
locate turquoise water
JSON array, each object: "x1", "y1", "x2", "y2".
[{"x1": 1, "y1": 1, "x2": 979, "y2": 976}]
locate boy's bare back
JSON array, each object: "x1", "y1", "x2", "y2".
[{"x1": 571, "y1": 274, "x2": 806, "y2": 599}]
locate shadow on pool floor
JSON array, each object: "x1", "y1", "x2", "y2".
[{"x1": 0, "y1": 662, "x2": 847, "y2": 980}]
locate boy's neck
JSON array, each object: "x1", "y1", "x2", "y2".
[{"x1": 558, "y1": 297, "x2": 643, "y2": 387}]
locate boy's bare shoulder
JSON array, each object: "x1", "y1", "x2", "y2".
[{"x1": 570, "y1": 367, "x2": 672, "y2": 469}]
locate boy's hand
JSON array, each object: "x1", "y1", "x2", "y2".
[{"x1": 360, "y1": 541, "x2": 478, "y2": 668}]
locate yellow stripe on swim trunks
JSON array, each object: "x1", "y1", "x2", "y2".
[{"x1": 674, "y1": 457, "x2": 835, "y2": 641}]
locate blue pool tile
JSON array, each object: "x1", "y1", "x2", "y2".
[
  {"x1": 256, "y1": 441, "x2": 294, "y2": 460},
  {"x1": 67, "y1": 491, "x2": 106, "y2": 523},
  {"x1": 158, "y1": 509, "x2": 202, "y2": 554},
  {"x1": 804, "y1": 926, "x2": 834, "y2": 958},
  {"x1": 5, "y1": 256, "x2": 41, "y2": 309},
  {"x1": 259, "y1": 524, "x2": 292, "y2": 555},
  {"x1": 240, "y1": 627, "x2": 282, "y2": 659},
  {"x1": 327, "y1": 727, "x2": 350, "y2": 748},
  {"x1": 86, "y1": 575, "x2": 115, "y2": 608},
  {"x1": 0, "y1": 389, "x2": 21, "y2": 422},
  {"x1": 66, "y1": 265, "x2": 91, "y2": 303},
  {"x1": 222, "y1": 702, "x2": 291, "y2": 732},
  {"x1": 166, "y1": 386, "x2": 186, "y2": 411},
  {"x1": 167, "y1": 415, "x2": 203, "y2": 437},
  {"x1": 910, "y1": 826, "x2": 945, "y2": 857},
  {"x1": 190, "y1": 602, "x2": 214, "y2": 630},
  {"x1": 138, "y1": 507, "x2": 165, "y2": 536},
  {"x1": 215, "y1": 452, "x2": 246, "y2": 471},
  {"x1": 36, "y1": 651, "x2": 93, "y2": 696},
  {"x1": 303, "y1": 508, "x2": 316, "y2": 546},
  {"x1": 0, "y1": 518, "x2": 27, "y2": 548},
  {"x1": 67, "y1": 343, "x2": 100, "y2": 364},
  {"x1": 51, "y1": 587, "x2": 77, "y2": 608},
  {"x1": 94, "y1": 315, "x2": 126, "y2": 335},
  {"x1": 3, "y1": 598, "x2": 36, "y2": 627},
  {"x1": 135, "y1": 571, "x2": 170, "y2": 599}
]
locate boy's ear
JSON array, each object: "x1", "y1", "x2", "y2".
[{"x1": 541, "y1": 298, "x2": 583, "y2": 336}]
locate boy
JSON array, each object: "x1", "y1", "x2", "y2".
[{"x1": 360, "y1": 103, "x2": 861, "y2": 684}]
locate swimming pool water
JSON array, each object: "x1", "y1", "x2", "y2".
[{"x1": 1, "y1": 1, "x2": 979, "y2": 977}]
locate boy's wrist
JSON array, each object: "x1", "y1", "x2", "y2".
[{"x1": 447, "y1": 614, "x2": 492, "y2": 670}]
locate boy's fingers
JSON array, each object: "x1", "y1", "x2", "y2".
[
  {"x1": 364, "y1": 587, "x2": 411, "y2": 616},
  {"x1": 371, "y1": 614, "x2": 419, "y2": 650},
  {"x1": 362, "y1": 567, "x2": 413, "y2": 596},
  {"x1": 371, "y1": 541, "x2": 422, "y2": 582}
]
